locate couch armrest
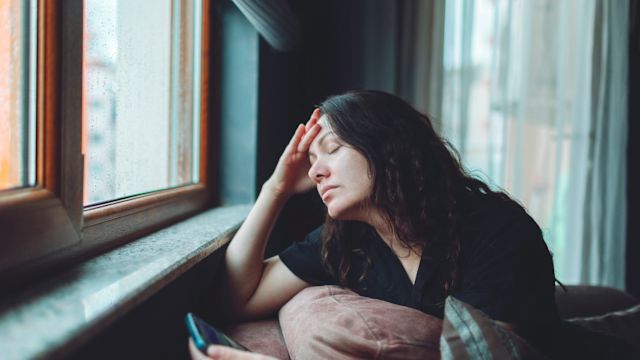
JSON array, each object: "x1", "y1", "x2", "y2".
[{"x1": 555, "y1": 285, "x2": 640, "y2": 319}]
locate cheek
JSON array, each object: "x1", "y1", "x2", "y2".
[
  {"x1": 336, "y1": 153, "x2": 373, "y2": 202},
  {"x1": 349, "y1": 157, "x2": 373, "y2": 195}
]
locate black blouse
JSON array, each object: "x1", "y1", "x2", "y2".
[{"x1": 279, "y1": 194, "x2": 560, "y2": 353}]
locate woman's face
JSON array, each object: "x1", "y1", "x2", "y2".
[{"x1": 307, "y1": 115, "x2": 374, "y2": 220}]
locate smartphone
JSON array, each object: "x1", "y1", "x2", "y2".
[{"x1": 185, "y1": 313, "x2": 248, "y2": 352}]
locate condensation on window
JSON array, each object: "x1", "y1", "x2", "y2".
[{"x1": 84, "y1": 0, "x2": 201, "y2": 206}]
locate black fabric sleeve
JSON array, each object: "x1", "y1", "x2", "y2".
[{"x1": 278, "y1": 225, "x2": 337, "y2": 286}]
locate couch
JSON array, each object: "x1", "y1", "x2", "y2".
[{"x1": 222, "y1": 285, "x2": 640, "y2": 359}]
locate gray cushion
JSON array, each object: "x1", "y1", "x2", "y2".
[{"x1": 440, "y1": 296, "x2": 546, "y2": 360}]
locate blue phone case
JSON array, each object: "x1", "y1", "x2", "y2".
[{"x1": 185, "y1": 313, "x2": 247, "y2": 352}]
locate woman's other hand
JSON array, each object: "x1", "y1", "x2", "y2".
[
  {"x1": 188, "y1": 339, "x2": 277, "y2": 360},
  {"x1": 264, "y1": 108, "x2": 322, "y2": 198}
]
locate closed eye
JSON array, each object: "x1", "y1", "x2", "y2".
[{"x1": 328, "y1": 145, "x2": 341, "y2": 154}]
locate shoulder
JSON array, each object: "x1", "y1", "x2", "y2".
[
  {"x1": 455, "y1": 193, "x2": 556, "y2": 304},
  {"x1": 284, "y1": 225, "x2": 325, "y2": 252},
  {"x1": 458, "y1": 193, "x2": 547, "y2": 258},
  {"x1": 461, "y1": 192, "x2": 533, "y2": 227},
  {"x1": 278, "y1": 224, "x2": 337, "y2": 285}
]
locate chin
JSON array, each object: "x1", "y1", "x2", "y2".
[
  {"x1": 326, "y1": 203, "x2": 360, "y2": 221},
  {"x1": 326, "y1": 207, "x2": 342, "y2": 219},
  {"x1": 325, "y1": 196, "x2": 371, "y2": 221},
  {"x1": 326, "y1": 203, "x2": 347, "y2": 220}
]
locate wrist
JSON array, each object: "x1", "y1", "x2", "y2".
[{"x1": 261, "y1": 179, "x2": 291, "y2": 203}]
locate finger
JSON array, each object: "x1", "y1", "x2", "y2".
[
  {"x1": 207, "y1": 345, "x2": 259, "y2": 359},
  {"x1": 285, "y1": 124, "x2": 305, "y2": 157},
  {"x1": 305, "y1": 108, "x2": 322, "y2": 131},
  {"x1": 188, "y1": 339, "x2": 208, "y2": 360},
  {"x1": 297, "y1": 123, "x2": 321, "y2": 152}
]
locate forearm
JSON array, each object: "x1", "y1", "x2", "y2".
[
  {"x1": 223, "y1": 180, "x2": 289, "y2": 312},
  {"x1": 222, "y1": 112, "x2": 321, "y2": 316}
]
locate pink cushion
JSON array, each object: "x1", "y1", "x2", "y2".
[
  {"x1": 278, "y1": 286, "x2": 442, "y2": 360},
  {"x1": 223, "y1": 319, "x2": 290, "y2": 360}
]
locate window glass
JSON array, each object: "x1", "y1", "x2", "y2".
[
  {"x1": 84, "y1": 0, "x2": 202, "y2": 206},
  {"x1": 0, "y1": 0, "x2": 37, "y2": 191}
]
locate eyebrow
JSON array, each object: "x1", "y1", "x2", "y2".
[{"x1": 308, "y1": 131, "x2": 335, "y2": 158}]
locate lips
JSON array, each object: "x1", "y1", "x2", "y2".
[{"x1": 320, "y1": 185, "x2": 338, "y2": 200}]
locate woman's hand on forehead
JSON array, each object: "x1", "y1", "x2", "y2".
[
  {"x1": 297, "y1": 108, "x2": 322, "y2": 153},
  {"x1": 305, "y1": 108, "x2": 321, "y2": 132},
  {"x1": 264, "y1": 108, "x2": 324, "y2": 198}
]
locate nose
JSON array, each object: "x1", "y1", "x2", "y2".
[{"x1": 308, "y1": 158, "x2": 329, "y2": 183}]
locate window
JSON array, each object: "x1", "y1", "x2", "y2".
[
  {"x1": 0, "y1": 0, "x2": 37, "y2": 191},
  {"x1": 84, "y1": 0, "x2": 202, "y2": 206},
  {"x1": 0, "y1": 0, "x2": 216, "y2": 289}
]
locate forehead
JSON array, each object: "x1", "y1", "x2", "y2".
[{"x1": 310, "y1": 114, "x2": 337, "y2": 149}]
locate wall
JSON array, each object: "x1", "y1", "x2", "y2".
[
  {"x1": 258, "y1": 0, "x2": 402, "y2": 255},
  {"x1": 627, "y1": 1, "x2": 639, "y2": 298},
  {"x1": 219, "y1": 1, "x2": 259, "y2": 205}
]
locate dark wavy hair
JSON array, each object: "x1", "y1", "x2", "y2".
[{"x1": 317, "y1": 90, "x2": 512, "y2": 294}]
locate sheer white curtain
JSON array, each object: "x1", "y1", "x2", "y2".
[
  {"x1": 435, "y1": 0, "x2": 628, "y2": 288},
  {"x1": 583, "y1": 0, "x2": 629, "y2": 288}
]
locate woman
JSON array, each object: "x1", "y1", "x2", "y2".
[{"x1": 205, "y1": 90, "x2": 560, "y2": 358}]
